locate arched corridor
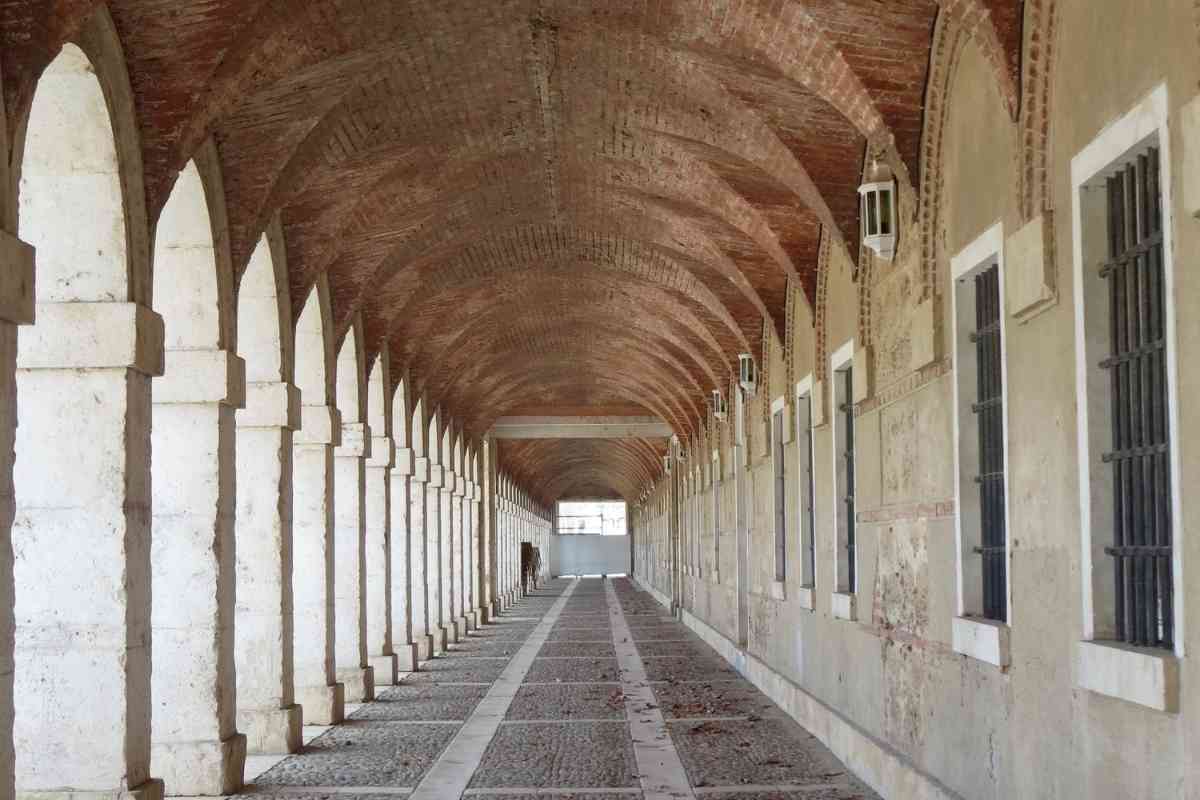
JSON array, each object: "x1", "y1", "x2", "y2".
[{"x1": 1, "y1": 2, "x2": 1200, "y2": 799}]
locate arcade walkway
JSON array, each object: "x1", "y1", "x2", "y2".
[{"x1": 241, "y1": 578, "x2": 877, "y2": 799}]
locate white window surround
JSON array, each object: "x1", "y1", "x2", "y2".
[
  {"x1": 795, "y1": 374, "x2": 816, "y2": 611},
  {"x1": 1070, "y1": 83, "x2": 1183, "y2": 711},
  {"x1": 950, "y1": 221, "x2": 1012, "y2": 668},
  {"x1": 770, "y1": 395, "x2": 788, "y2": 597},
  {"x1": 712, "y1": 449, "x2": 721, "y2": 584},
  {"x1": 830, "y1": 339, "x2": 857, "y2": 619}
]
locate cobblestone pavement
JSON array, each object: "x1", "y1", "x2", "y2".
[{"x1": 240, "y1": 578, "x2": 878, "y2": 799}]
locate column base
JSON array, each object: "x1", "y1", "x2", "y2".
[
  {"x1": 433, "y1": 626, "x2": 449, "y2": 654},
  {"x1": 368, "y1": 654, "x2": 398, "y2": 687},
  {"x1": 478, "y1": 605, "x2": 492, "y2": 626},
  {"x1": 296, "y1": 682, "x2": 345, "y2": 725},
  {"x1": 454, "y1": 616, "x2": 468, "y2": 640},
  {"x1": 415, "y1": 633, "x2": 434, "y2": 662},
  {"x1": 153, "y1": 733, "x2": 246, "y2": 796},
  {"x1": 337, "y1": 665, "x2": 375, "y2": 702},
  {"x1": 241, "y1": 704, "x2": 302, "y2": 755},
  {"x1": 19, "y1": 780, "x2": 165, "y2": 800},
  {"x1": 466, "y1": 609, "x2": 481, "y2": 630},
  {"x1": 395, "y1": 642, "x2": 419, "y2": 673}
]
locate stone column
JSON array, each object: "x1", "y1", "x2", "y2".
[
  {"x1": 292, "y1": 404, "x2": 344, "y2": 724},
  {"x1": 333, "y1": 421, "x2": 374, "y2": 702},
  {"x1": 451, "y1": 475, "x2": 467, "y2": 638},
  {"x1": 389, "y1": 448, "x2": 419, "y2": 671},
  {"x1": 365, "y1": 431, "x2": 397, "y2": 685},
  {"x1": 0, "y1": 232, "x2": 30, "y2": 798},
  {"x1": 151, "y1": 349, "x2": 247, "y2": 794},
  {"x1": 15, "y1": 301, "x2": 164, "y2": 798},
  {"x1": 438, "y1": 469, "x2": 457, "y2": 644},
  {"x1": 463, "y1": 481, "x2": 478, "y2": 629},
  {"x1": 427, "y1": 464, "x2": 449, "y2": 651},
  {"x1": 409, "y1": 457, "x2": 433, "y2": 660},
  {"x1": 473, "y1": 481, "x2": 490, "y2": 625},
  {"x1": 235, "y1": 381, "x2": 303, "y2": 755}
]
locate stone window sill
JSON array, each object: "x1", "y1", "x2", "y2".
[
  {"x1": 952, "y1": 616, "x2": 1010, "y2": 668},
  {"x1": 796, "y1": 586, "x2": 815, "y2": 611},
  {"x1": 769, "y1": 580, "x2": 786, "y2": 600},
  {"x1": 1077, "y1": 640, "x2": 1179, "y2": 712},
  {"x1": 831, "y1": 591, "x2": 856, "y2": 621}
]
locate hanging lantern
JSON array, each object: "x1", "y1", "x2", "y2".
[
  {"x1": 738, "y1": 354, "x2": 757, "y2": 396},
  {"x1": 711, "y1": 389, "x2": 727, "y2": 421},
  {"x1": 858, "y1": 159, "x2": 897, "y2": 261}
]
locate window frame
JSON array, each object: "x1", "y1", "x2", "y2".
[
  {"x1": 795, "y1": 374, "x2": 817, "y2": 611},
  {"x1": 950, "y1": 222, "x2": 1013, "y2": 667},
  {"x1": 1071, "y1": 84, "x2": 1183, "y2": 711},
  {"x1": 770, "y1": 395, "x2": 790, "y2": 598},
  {"x1": 830, "y1": 340, "x2": 857, "y2": 619},
  {"x1": 712, "y1": 449, "x2": 721, "y2": 583}
]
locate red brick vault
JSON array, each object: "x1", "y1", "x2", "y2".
[{"x1": 0, "y1": 0, "x2": 1022, "y2": 503}]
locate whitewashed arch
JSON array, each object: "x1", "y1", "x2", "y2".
[
  {"x1": 295, "y1": 275, "x2": 335, "y2": 408},
  {"x1": 335, "y1": 315, "x2": 366, "y2": 423},
  {"x1": 238, "y1": 215, "x2": 295, "y2": 384}
]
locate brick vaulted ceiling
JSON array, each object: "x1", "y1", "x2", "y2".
[{"x1": 0, "y1": 0, "x2": 1022, "y2": 505}]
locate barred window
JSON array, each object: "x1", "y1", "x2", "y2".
[
  {"x1": 1101, "y1": 149, "x2": 1173, "y2": 650},
  {"x1": 772, "y1": 408, "x2": 786, "y2": 582}
]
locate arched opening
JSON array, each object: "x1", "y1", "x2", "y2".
[
  {"x1": 291, "y1": 278, "x2": 343, "y2": 724},
  {"x1": 387, "y1": 377, "x2": 419, "y2": 671},
  {"x1": 408, "y1": 396, "x2": 433, "y2": 660},
  {"x1": 363, "y1": 352, "x2": 397, "y2": 684},
  {"x1": 12, "y1": 29, "x2": 162, "y2": 797},
  {"x1": 150, "y1": 149, "x2": 245, "y2": 794},
  {"x1": 430, "y1": 410, "x2": 452, "y2": 650},
  {"x1": 234, "y1": 220, "x2": 302, "y2": 756},
  {"x1": 332, "y1": 319, "x2": 373, "y2": 702}
]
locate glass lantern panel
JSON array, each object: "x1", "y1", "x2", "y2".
[
  {"x1": 865, "y1": 191, "x2": 878, "y2": 236},
  {"x1": 879, "y1": 188, "x2": 892, "y2": 235}
]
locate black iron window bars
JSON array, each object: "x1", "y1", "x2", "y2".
[
  {"x1": 971, "y1": 265, "x2": 1007, "y2": 622},
  {"x1": 1101, "y1": 148, "x2": 1173, "y2": 650}
]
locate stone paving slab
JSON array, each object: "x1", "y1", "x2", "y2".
[
  {"x1": 506, "y1": 683, "x2": 627, "y2": 720},
  {"x1": 524, "y1": 656, "x2": 621, "y2": 683},
  {"x1": 641, "y1": 655, "x2": 740, "y2": 682},
  {"x1": 469, "y1": 721, "x2": 638, "y2": 789},
  {"x1": 545, "y1": 627, "x2": 616, "y2": 641},
  {"x1": 633, "y1": 639, "x2": 714, "y2": 657},
  {"x1": 252, "y1": 722, "x2": 458, "y2": 787},
  {"x1": 402, "y1": 658, "x2": 511, "y2": 684},
  {"x1": 627, "y1": 626, "x2": 696, "y2": 641},
  {"x1": 667, "y1": 718, "x2": 866, "y2": 791},
  {"x1": 538, "y1": 641, "x2": 617, "y2": 658},
  {"x1": 353, "y1": 683, "x2": 491, "y2": 721},
  {"x1": 650, "y1": 681, "x2": 779, "y2": 719}
]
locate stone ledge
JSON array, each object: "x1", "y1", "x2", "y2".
[
  {"x1": 0, "y1": 230, "x2": 35, "y2": 325},
  {"x1": 796, "y1": 586, "x2": 815, "y2": 611},
  {"x1": 19, "y1": 301, "x2": 164, "y2": 375},
  {"x1": 831, "y1": 591, "x2": 857, "y2": 621},
  {"x1": 1077, "y1": 640, "x2": 1179, "y2": 712},
  {"x1": 952, "y1": 616, "x2": 1010, "y2": 668},
  {"x1": 393, "y1": 447, "x2": 416, "y2": 475},
  {"x1": 238, "y1": 381, "x2": 301, "y2": 430},
  {"x1": 155, "y1": 348, "x2": 246, "y2": 407},
  {"x1": 334, "y1": 421, "x2": 372, "y2": 458},
  {"x1": 367, "y1": 435, "x2": 394, "y2": 468},
  {"x1": 295, "y1": 404, "x2": 342, "y2": 446}
]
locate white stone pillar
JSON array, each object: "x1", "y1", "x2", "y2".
[
  {"x1": 365, "y1": 432, "x2": 396, "y2": 685},
  {"x1": 463, "y1": 481, "x2": 477, "y2": 629},
  {"x1": 427, "y1": 464, "x2": 449, "y2": 652},
  {"x1": 451, "y1": 475, "x2": 467, "y2": 639},
  {"x1": 151, "y1": 349, "x2": 247, "y2": 794},
  {"x1": 15, "y1": 301, "x2": 164, "y2": 798},
  {"x1": 0, "y1": 232, "x2": 29, "y2": 799},
  {"x1": 235, "y1": 381, "x2": 302, "y2": 755},
  {"x1": 333, "y1": 421, "x2": 373, "y2": 702},
  {"x1": 409, "y1": 458, "x2": 433, "y2": 660},
  {"x1": 292, "y1": 404, "x2": 344, "y2": 724},
  {"x1": 438, "y1": 469, "x2": 457, "y2": 644},
  {"x1": 389, "y1": 449, "x2": 419, "y2": 671}
]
